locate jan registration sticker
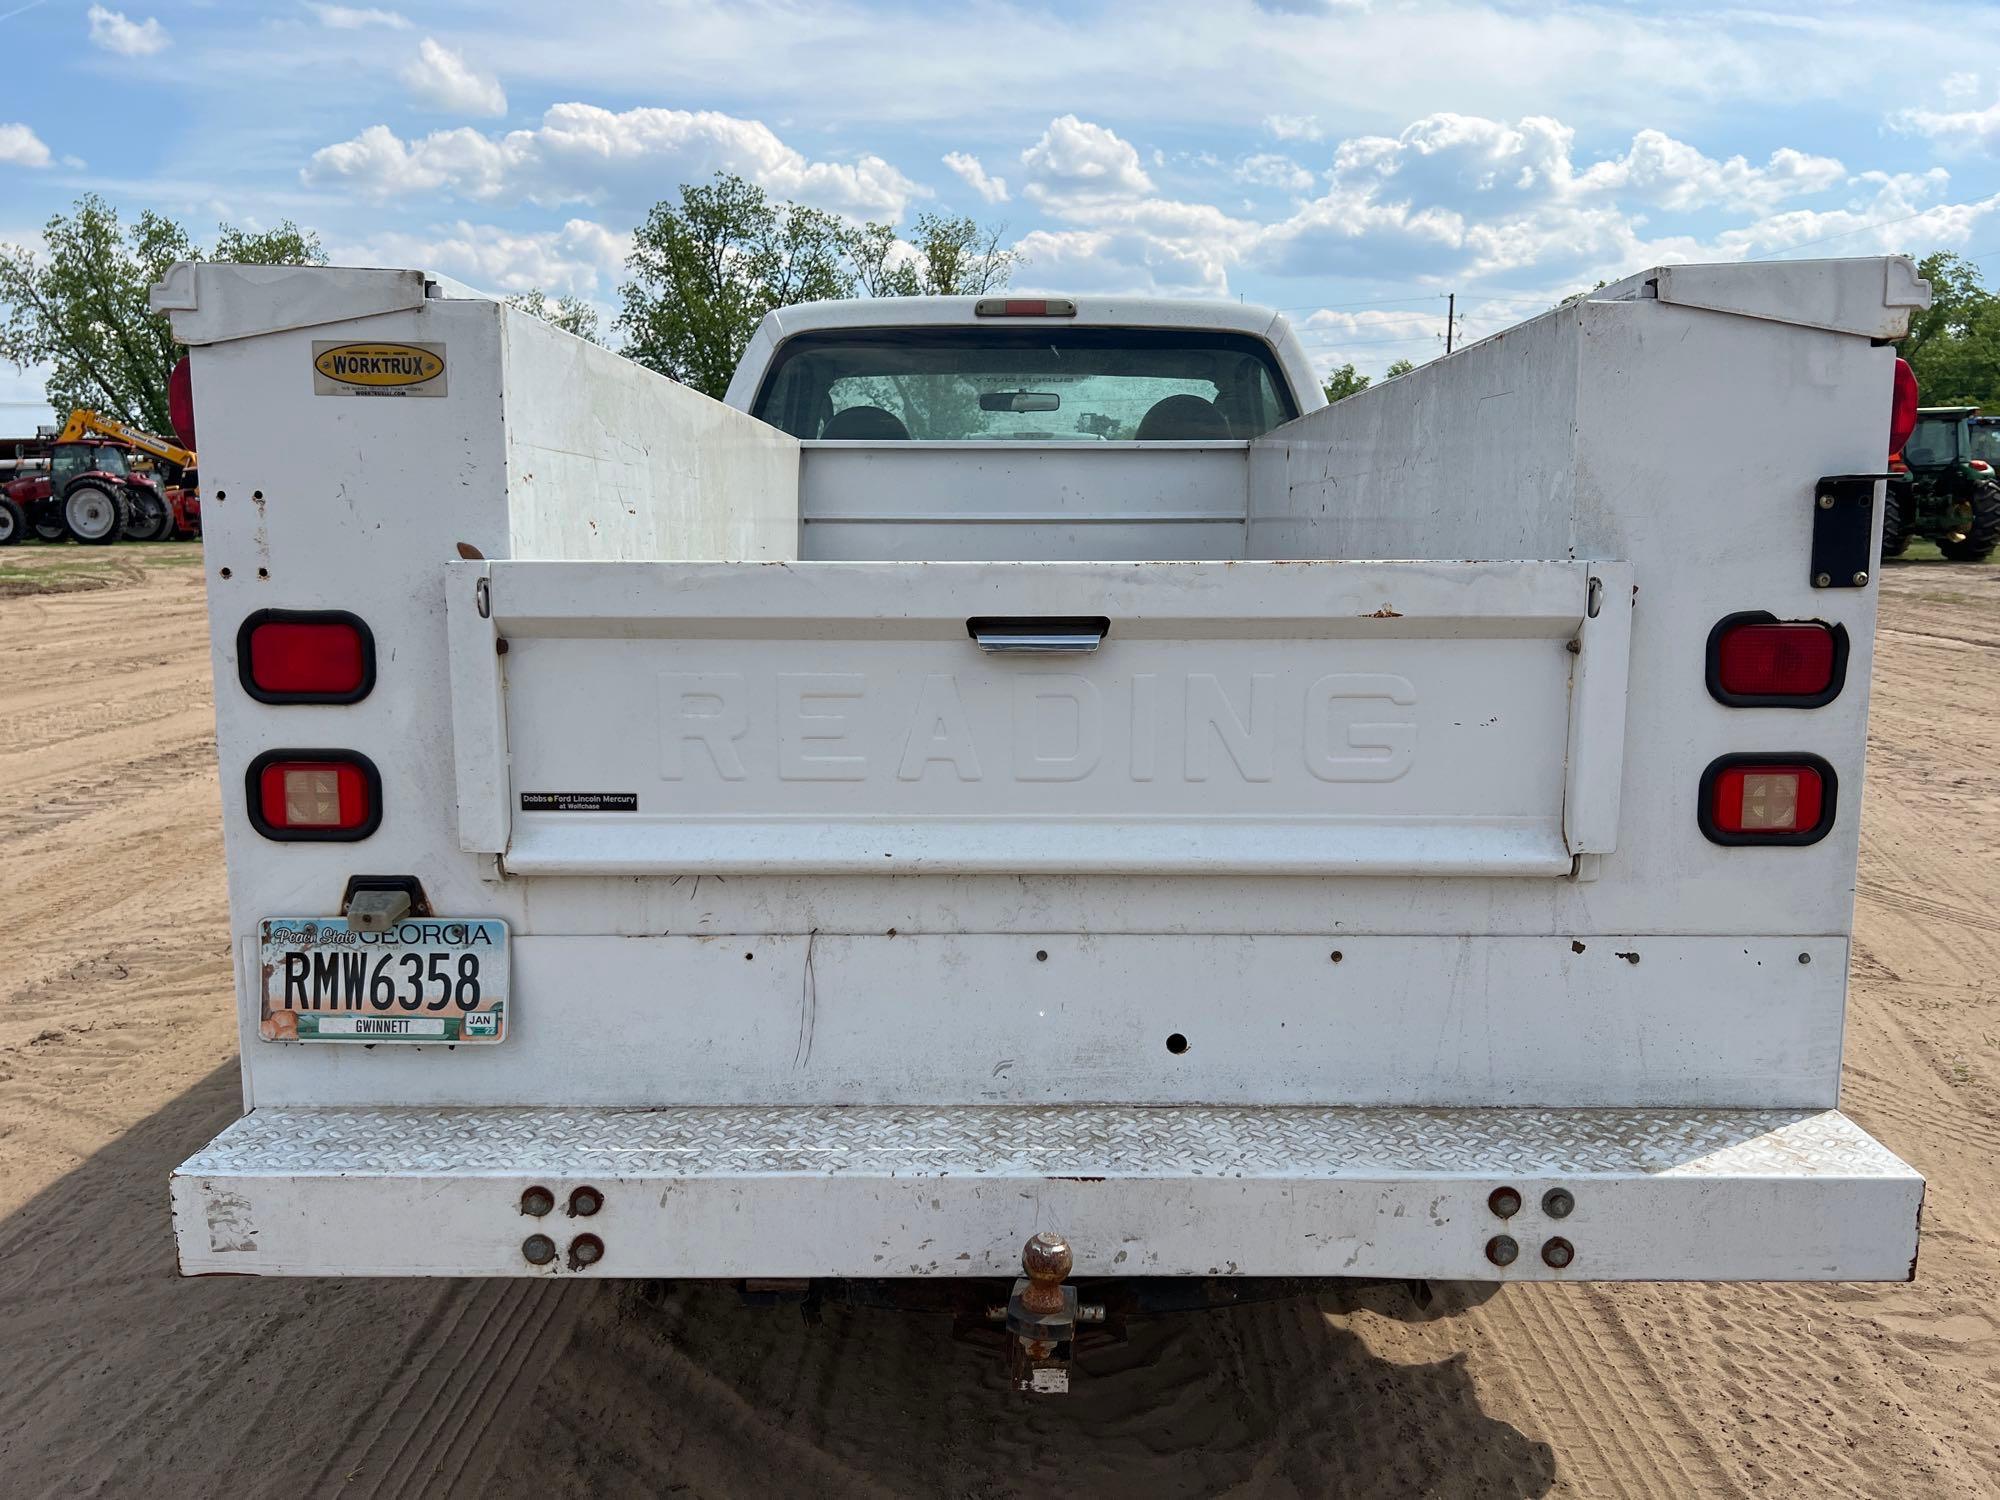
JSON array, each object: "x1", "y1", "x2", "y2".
[{"x1": 258, "y1": 917, "x2": 509, "y2": 1043}]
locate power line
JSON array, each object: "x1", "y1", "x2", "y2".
[
  {"x1": 1272, "y1": 293, "x2": 1446, "y2": 314},
  {"x1": 1297, "y1": 332, "x2": 1445, "y2": 348},
  {"x1": 1747, "y1": 207, "x2": 1951, "y2": 262}
]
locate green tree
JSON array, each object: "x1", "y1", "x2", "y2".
[
  {"x1": 850, "y1": 212, "x2": 1019, "y2": 297},
  {"x1": 1385, "y1": 357, "x2": 1417, "y2": 378},
  {"x1": 1321, "y1": 361, "x2": 1370, "y2": 402},
  {"x1": 506, "y1": 288, "x2": 603, "y2": 344},
  {"x1": 618, "y1": 174, "x2": 1019, "y2": 399},
  {"x1": 0, "y1": 194, "x2": 324, "y2": 431},
  {"x1": 1557, "y1": 279, "x2": 1609, "y2": 310},
  {"x1": 1899, "y1": 251, "x2": 2000, "y2": 408},
  {"x1": 618, "y1": 174, "x2": 855, "y2": 399}
]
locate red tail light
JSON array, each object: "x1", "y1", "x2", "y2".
[
  {"x1": 974, "y1": 297, "x2": 1078, "y2": 317},
  {"x1": 1706, "y1": 613, "x2": 1846, "y2": 707},
  {"x1": 1889, "y1": 357, "x2": 1917, "y2": 458},
  {"x1": 247, "y1": 750, "x2": 381, "y2": 841},
  {"x1": 1699, "y1": 755, "x2": 1836, "y2": 845},
  {"x1": 238, "y1": 610, "x2": 375, "y2": 703},
  {"x1": 168, "y1": 354, "x2": 197, "y2": 452}
]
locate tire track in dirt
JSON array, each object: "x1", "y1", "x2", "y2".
[
  {"x1": 317, "y1": 1281, "x2": 585, "y2": 1500},
  {"x1": 1856, "y1": 880, "x2": 2000, "y2": 937},
  {"x1": 0, "y1": 737, "x2": 218, "y2": 850}
]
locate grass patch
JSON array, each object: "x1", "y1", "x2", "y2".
[{"x1": 0, "y1": 540, "x2": 201, "y2": 597}]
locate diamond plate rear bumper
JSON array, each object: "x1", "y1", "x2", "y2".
[{"x1": 171, "y1": 1104, "x2": 1923, "y2": 1281}]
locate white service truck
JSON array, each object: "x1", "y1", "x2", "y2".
[{"x1": 158, "y1": 256, "x2": 1928, "y2": 1391}]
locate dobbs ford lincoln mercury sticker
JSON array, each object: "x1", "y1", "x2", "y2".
[{"x1": 312, "y1": 340, "x2": 447, "y2": 396}]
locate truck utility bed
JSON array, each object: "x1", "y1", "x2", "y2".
[{"x1": 156, "y1": 257, "x2": 1928, "y2": 1303}]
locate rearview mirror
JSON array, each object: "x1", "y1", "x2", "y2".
[{"x1": 979, "y1": 390, "x2": 1061, "y2": 413}]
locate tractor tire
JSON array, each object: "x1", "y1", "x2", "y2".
[
  {"x1": 0, "y1": 495, "x2": 23, "y2": 546},
  {"x1": 1880, "y1": 480, "x2": 1911, "y2": 560},
  {"x1": 62, "y1": 480, "x2": 128, "y2": 546},
  {"x1": 1939, "y1": 479, "x2": 2000, "y2": 563},
  {"x1": 30, "y1": 505, "x2": 66, "y2": 542},
  {"x1": 124, "y1": 486, "x2": 175, "y2": 543}
]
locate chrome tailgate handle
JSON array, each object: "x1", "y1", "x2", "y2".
[{"x1": 967, "y1": 616, "x2": 1109, "y2": 653}]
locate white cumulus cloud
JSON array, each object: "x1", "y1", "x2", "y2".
[
  {"x1": 306, "y1": 104, "x2": 918, "y2": 221},
  {"x1": 1019, "y1": 115, "x2": 1154, "y2": 212},
  {"x1": 943, "y1": 151, "x2": 1008, "y2": 204},
  {"x1": 333, "y1": 217, "x2": 629, "y2": 299},
  {"x1": 1893, "y1": 94, "x2": 2000, "y2": 154},
  {"x1": 1235, "y1": 153, "x2": 1316, "y2": 194},
  {"x1": 1575, "y1": 130, "x2": 1844, "y2": 214},
  {"x1": 0, "y1": 123, "x2": 53, "y2": 169},
  {"x1": 402, "y1": 38, "x2": 507, "y2": 117},
  {"x1": 1012, "y1": 199, "x2": 1259, "y2": 297},
  {"x1": 309, "y1": 4, "x2": 412, "y2": 28},
  {"x1": 1258, "y1": 112, "x2": 1856, "y2": 283},
  {"x1": 86, "y1": 6, "x2": 169, "y2": 57},
  {"x1": 1264, "y1": 115, "x2": 1324, "y2": 142}
]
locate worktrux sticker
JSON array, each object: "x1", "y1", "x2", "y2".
[{"x1": 312, "y1": 340, "x2": 447, "y2": 397}]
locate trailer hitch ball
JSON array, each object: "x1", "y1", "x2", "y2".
[{"x1": 1007, "y1": 1232, "x2": 1080, "y2": 1395}]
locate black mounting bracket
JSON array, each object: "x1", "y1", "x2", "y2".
[{"x1": 1810, "y1": 475, "x2": 1883, "y2": 590}]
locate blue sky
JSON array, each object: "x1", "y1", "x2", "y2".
[{"x1": 4, "y1": 0, "x2": 2000, "y2": 427}]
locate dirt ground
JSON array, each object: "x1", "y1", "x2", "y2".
[{"x1": 1, "y1": 540, "x2": 1996, "y2": 1498}]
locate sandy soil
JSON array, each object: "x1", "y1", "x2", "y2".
[{"x1": 0, "y1": 540, "x2": 1995, "y2": 1498}]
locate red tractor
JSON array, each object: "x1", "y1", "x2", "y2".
[
  {"x1": 2, "y1": 438, "x2": 148, "y2": 544},
  {"x1": 0, "y1": 412, "x2": 200, "y2": 546}
]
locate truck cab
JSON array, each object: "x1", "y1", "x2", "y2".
[{"x1": 728, "y1": 295, "x2": 1324, "y2": 440}]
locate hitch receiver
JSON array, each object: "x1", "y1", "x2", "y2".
[{"x1": 1006, "y1": 1233, "x2": 1078, "y2": 1395}]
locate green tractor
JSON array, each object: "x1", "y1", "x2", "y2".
[{"x1": 1884, "y1": 406, "x2": 2000, "y2": 562}]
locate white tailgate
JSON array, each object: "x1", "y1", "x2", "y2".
[{"x1": 448, "y1": 559, "x2": 1630, "y2": 876}]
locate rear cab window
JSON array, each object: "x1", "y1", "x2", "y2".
[
  {"x1": 1971, "y1": 421, "x2": 2000, "y2": 466},
  {"x1": 751, "y1": 328, "x2": 1299, "y2": 441},
  {"x1": 1903, "y1": 417, "x2": 1963, "y2": 466}
]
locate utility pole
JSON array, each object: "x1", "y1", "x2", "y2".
[{"x1": 1445, "y1": 292, "x2": 1456, "y2": 355}]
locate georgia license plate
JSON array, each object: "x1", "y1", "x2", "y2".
[{"x1": 258, "y1": 917, "x2": 509, "y2": 1043}]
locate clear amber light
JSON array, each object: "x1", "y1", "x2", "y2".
[
  {"x1": 1711, "y1": 763, "x2": 1823, "y2": 835},
  {"x1": 1737, "y1": 772, "x2": 1799, "y2": 830},
  {"x1": 258, "y1": 760, "x2": 372, "y2": 831},
  {"x1": 283, "y1": 768, "x2": 343, "y2": 826}
]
